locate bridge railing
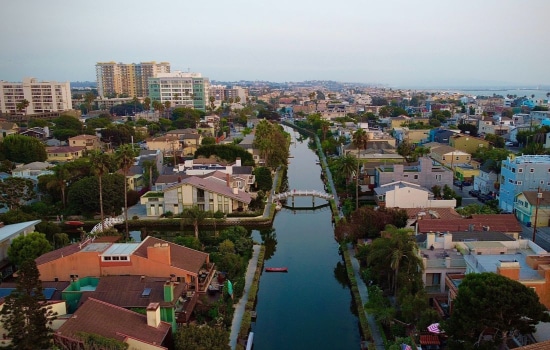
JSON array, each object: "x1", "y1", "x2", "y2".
[
  {"x1": 89, "y1": 216, "x2": 125, "y2": 234},
  {"x1": 272, "y1": 190, "x2": 334, "y2": 203}
]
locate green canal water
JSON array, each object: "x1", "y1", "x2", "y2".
[{"x1": 251, "y1": 128, "x2": 361, "y2": 349}]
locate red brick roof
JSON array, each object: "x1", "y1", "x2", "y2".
[
  {"x1": 420, "y1": 334, "x2": 440, "y2": 345},
  {"x1": 81, "y1": 275, "x2": 186, "y2": 308},
  {"x1": 55, "y1": 298, "x2": 171, "y2": 346},
  {"x1": 418, "y1": 214, "x2": 522, "y2": 233},
  {"x1": 133, "y1": 236, "x2": 209, "y2": 273},
  {"x1": 517, "y1": 340, "x2": 550, "y2": 349}
]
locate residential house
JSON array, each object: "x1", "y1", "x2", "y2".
[
  {"x1": 237, "y1": 133, "x2": 262, "y2": 165},
  {"x1": 141, "y1": 174, "x2": 252, "y2": 216},
  {"x1": 46, "y1": 146, "x2": 85, "y2": 162},
  {"x1": 146, "y1": 135, "x2": 181, "y2": 154},
  {"x1": 0, "y1": 220, "x2": 41, "y2": 278},
  {"x1": 64, "y1": 275, "x2": 190, "y2": 328},
  {"x1": 429, "y1": 128, "x2": 459, "y2": 144},
  {"x1": 449, "y1": 134, "x2": 490, "y2": 154},
  {"x1": 453, "y1": 161, "x2": 480, "y2": 183},
  {"x1": 0, "y1": 122, "x2": 18, "y2": 139},
  {"x1": 19, "y1": 126, "x2": 49, "y2": 140},
  {"x1": 375, "y1": 157, "x2": 453, "y2": 189},
  {"x1": 425, "y1": 143, "x2": 471, "y2": 167},
  {"x1": 473, "y1": 159, "x2": 499, "y2": 194},
  {"x1": 393, "y1": 127, "x2": 431, "y2": 145},
  {"x1": 54, "y1": 298, "x2": 173, "y2": 350},
  {"x1": 166, "y1": 129, "x2": 202, "y2": 155},
  {"x1": 499, "y1": 154, "x2": 550, "y2": 212},
  {"x1": 530, "y1": 110, "x2": 550, "y2": 124},
  {"x1": 374, "y1": 181, "x2": 456, "y2": 209},
  {"x1": 445, "y1": 239, "x2": 550, "y2": 311},
  {"x1": 417, "y1": 214, "x2": 522, "y2": 238},
  {"x1": 68, "y1": 134, "x2": 100, "y2": 151},
  {"x1": 35, "y1": 236, "x2": 213, "y2": 294},
  {"x1": 11, "y1": 161, "x2": 53, "y2": 182},
  {"x1": 477, "y1": 117, "x2": 511, "y2": 136},
  {"x1": 514, "y1": 191, "x2": 550, "y2": 227}
]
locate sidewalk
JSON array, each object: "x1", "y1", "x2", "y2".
[
  {"x1": 347, "y1": 243, "x2": 386, "y2": 350},
  {"x1": 229, "y1": 244, "x2": 261, "y2": 349}
]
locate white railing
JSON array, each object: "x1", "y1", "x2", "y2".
[
  {"x1": 272, "y1": 190, "x2": 334, "y2": 203},
  {"x1": 89, "y1": 216, "x2": 125, "y2": 234}
]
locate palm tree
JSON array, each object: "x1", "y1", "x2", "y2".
[
  {"x1": 352, "y1": 128, "x2": 368, "y2": 157},
  {"x1": 46, "y1": 164, "x2": 70, "y2": 209},
  {"x1": 90, "y1": 151, "x2": 112, "y2": 233},
  {"x1": 320, "y1": 119, "x2": 330, "y2": 141},
  {"x1": 337, "y1": 154, "x2": 358, "y2": 185},
  {"x1": 116, "y1": 145, "x2": 135, "y2": 240},
  {"x1": 16, "y1": 99, "x2": 30, "y2": 116},
  {"x1": 181, "y1": 206, "x2": 209, "y2": 239},
  {"x1": 143, "y1": 97, "x2": 151, "y2": 111}
]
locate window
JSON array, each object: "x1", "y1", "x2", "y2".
[
  {"x1": 120, "y1": 256, "x2": 128, "y2": 261},
  {"x1": 516, "y1": 181, "x2": 522, "y2": 185},
  {"x1": 530, "y1": 168, "x2": 534, "y2": 173},
  {"x1": 456, "y1": 156, "x2": 460, "y2": 160},
  {"x1": 104, "y1": 256, "x2": 112, "y2": 261},
  {"x1": 518, "y1": 168, "x2": 523, "y2": 173},
  {"x1": 512, "y1": 168, "x2": 515, "y2": 173},
  {"x1": 414, "y1": 175, "x2": 418, "y2": 179}
]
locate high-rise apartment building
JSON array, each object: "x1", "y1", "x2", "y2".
[
  {"x1": 208, "y1": 85, "x2": 248, "y2": 108},
  {"x1": 499, "y1": 154, "x2": 550, "y2": 212},
  {"x1": 95, "y1": 61, "x2": 170, "y2": 98},
  {"x1": 0, "y1": 78, "x2": 72, "y2": 114},
  {"x1": 148, "y1": 71, "x2": 209, "y2": 111}
]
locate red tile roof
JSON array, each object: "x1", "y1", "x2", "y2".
[
  {"x1": 418, "y1": 214, "x2": 522, "y2": 233},
  {"x1": 420, "y1": 334, "x2": 440, "y2": 345},
  {"x1": 133, "y1": 236, "x2": 209, "y2": 273},
  {"x1": 55, "y1": 298, "x2": 171, "y2": 346},
  {"x1": 517, "y1": 340, "x2": 550, "y2": 349},
  {"x1": 81, "y1": 275, "x2": 186, "y2": 308},
  {"x1": 405, "y1": 207, "x2": 462, "y2": 220}
]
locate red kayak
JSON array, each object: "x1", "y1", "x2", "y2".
[
  {"x1": 64, "y1": 221, "x2": 85, "y2": 226},
  {"x1": 265, "y1": 267, "x2": 288, "y2": 272}
]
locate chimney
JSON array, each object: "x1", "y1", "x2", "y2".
[
  {"x1": 497, "y1": 260, "x2": 520, "y2": 281},
  {"x1": 147, "y1": 242, "x2": 171, "y2": 265},
  {"x1": 164, "y1": 281, "x2": 174, "y2": 302},
  {"x1": 146, "y1": 302, "x2": 161, "y2": 327},
  {"x1": 236, "y1": 157, "x2": 241, "y2": 167},
  {"x1": 233, "y1": 187, "x2": 239, "y2": 195}
]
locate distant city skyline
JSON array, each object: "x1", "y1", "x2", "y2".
[{"x1": 2, "y1": 0, "x2": 549, "y2": 88}]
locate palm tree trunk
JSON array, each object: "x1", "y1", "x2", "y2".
[
  {"x1": 99, "y1": 176, "x2": 105, "y2": 232},
  {"x1": 124, "y1": 171, "x2": 129, "y2": 241}
]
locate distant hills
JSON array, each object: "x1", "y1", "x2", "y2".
[{"x1": 71, "y1": 81, "x2": 96, "y2": 88}]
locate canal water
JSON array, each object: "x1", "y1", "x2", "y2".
[{"x1": 251, "y1": 128, "x2": 360, "y2": 349}]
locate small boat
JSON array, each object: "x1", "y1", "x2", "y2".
[
  {"x1": 265, "y1": 267, "x2": 288, "y2": 272},
  {"x1": 64, "y1": 221, "x2": 85, "y2": 227}
]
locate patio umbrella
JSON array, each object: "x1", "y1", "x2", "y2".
[{"x1": 427, "y1": 322, "x2": 441, "y2": 334}]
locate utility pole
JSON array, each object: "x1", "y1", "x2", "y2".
[
  {"x1": 533, "y1": 188, "x2": 543, "y2": 243},
  {"x1": 356, "y1": 159, "x2": 360, "y2": 210}
]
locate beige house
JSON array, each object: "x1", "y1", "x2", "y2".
[
  {"x1": 46, "y1": 146, "x2": 85, "y2": 162},
  {"x1": 141, "y1": 175, "x2": 252, "y2": 216},
  {"x1": 374, "y1": 181, "x2": 456, "y2": 208},
  {"x1": 145, "y1": 135, "x2": 181, "y2": 153},
  {"x1": 0, "y1": 122, "x2": 18, "y2": 139},
  {"x1": 425, "y1": 143, "x2": 471, "y2": 166},
  {"x1": 68, "y1": 134, "x2": 101, "y2": 151}
]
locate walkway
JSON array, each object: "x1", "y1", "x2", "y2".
[
  {"x1": 263, "y1": 166, "x2": 282, "y2": 218},
  {"x1": 229, "y1": 244, "x2": 261, "y2": 349},
  {"x1": 347, "y1": 243, "x2": 386, "y2": 350}
]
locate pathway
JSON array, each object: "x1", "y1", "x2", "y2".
[
  {"x1": 348, "y1": 243, "x2": 386, "y2": 350},
  {"x1": 229, "y1": 244, "x2": 261, "y2": 349}
]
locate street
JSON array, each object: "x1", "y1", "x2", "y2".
[{"x1": 452, "y1": 183, "x2": 478, "y2": 207}]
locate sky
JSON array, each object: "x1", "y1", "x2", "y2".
[{"x1": 2, "y1": 0, "x2": 549, "y2": 88}]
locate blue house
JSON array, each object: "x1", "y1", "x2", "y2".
[{"x1": 499, "y1": 154, "x2": 550, "y2": 212}]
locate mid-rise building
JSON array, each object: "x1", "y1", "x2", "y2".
[
  {"x1": 95, "y1": 61, "x2": 170, "y2": 98},
  {"x1": 148, "y1": 71, "x2": 209, "y2": 111},
  {"x1": 499, "y1": 154, "x2": 550, "y2": 212},
  {"x1": 375, "y1": 157, "x2": 453, "y2": 189},
  {"x1": 0, "y1": 78, "x2": 72, "y2": 115}
]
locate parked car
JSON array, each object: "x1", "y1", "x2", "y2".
[
  {"x1": 469, "y1": 189, "x2": 480, "y2": 197},
  {"x1": 478, "y1": 193, "x2": 493, "y2": 203},
  {"x1": 453, "y1": 180, "x2": 463, "y2": 187},
  {"x1": 462, "y1": 181, "x2": 472, "y2": 186}
]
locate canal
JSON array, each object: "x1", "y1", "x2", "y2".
[{"x1": 251, "y1": 128, "x2": 361, "y2": 349}]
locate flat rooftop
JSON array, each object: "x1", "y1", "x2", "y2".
[
  {"x1": 101, "y1": 243, "x2": 141, "y2": 256},
  {"x1": 464, "y1": 252, "x2": 542, "y2": 281}
]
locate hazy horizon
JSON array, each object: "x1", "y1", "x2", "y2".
[{"x1": 2, "y1": 0, "x2": 549, "y2": 87}]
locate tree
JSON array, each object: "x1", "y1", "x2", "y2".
[
  {"x1": 89, "y1": 151, "x2": 112, "y2": 232},
  {"x1": 0, "y1": 260, "x2": 56, "y2": 349},
  {"x1": 15, "y1": 99, "x2": 30, "y2": 115},
  {"x1": 336, "y1": 154, "x2": 358, "y2": 185},
  {"x1": 201, "y1": 136, "x2": 216, "y2": 145},
  {"x1": 445, "y1": 273, "x2": 550, "y2": 349},
  {"x1": 352, "y1": 128, "x2": 368, "y2": 156},
  {"x1": 46, "y1": 164, "x2": 70, "y2": 208},
  {"x1": 142, "y1": 159, "x2": 158, "y2": 190},
  {"x1": 181, "y1": 206, "x2": 209, "y2": 239},
  {"x1": 253, "y1": 120, "x2": 290, "y2": 169},
  {"x1": 254, "y1": 166, "x2": 272, "y2": 191},
  {"x1": 8, "y1": 232, "x2": 52, "y2": 267},
  {"x1": 84, "y1": 92, "x2": 96, "y2": 114},
  {"x1": 116, "y1": 145, "x2": 135, "y2": 240},
  {"x1": 0, "y1": 134, "x2": 47, "y2": 163},
  {"x1": 66, "y1": 174, "x2": 124, "y2": 217},
  {"x1": 174, "y1": 324, "x2": 230, "y2": 350},
  {"x1": 143, "y1": 97, "x2": 151, "y2": 111},
  {"x1": 0, "y1": 177, "x2": 35, "y2": 210}
]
